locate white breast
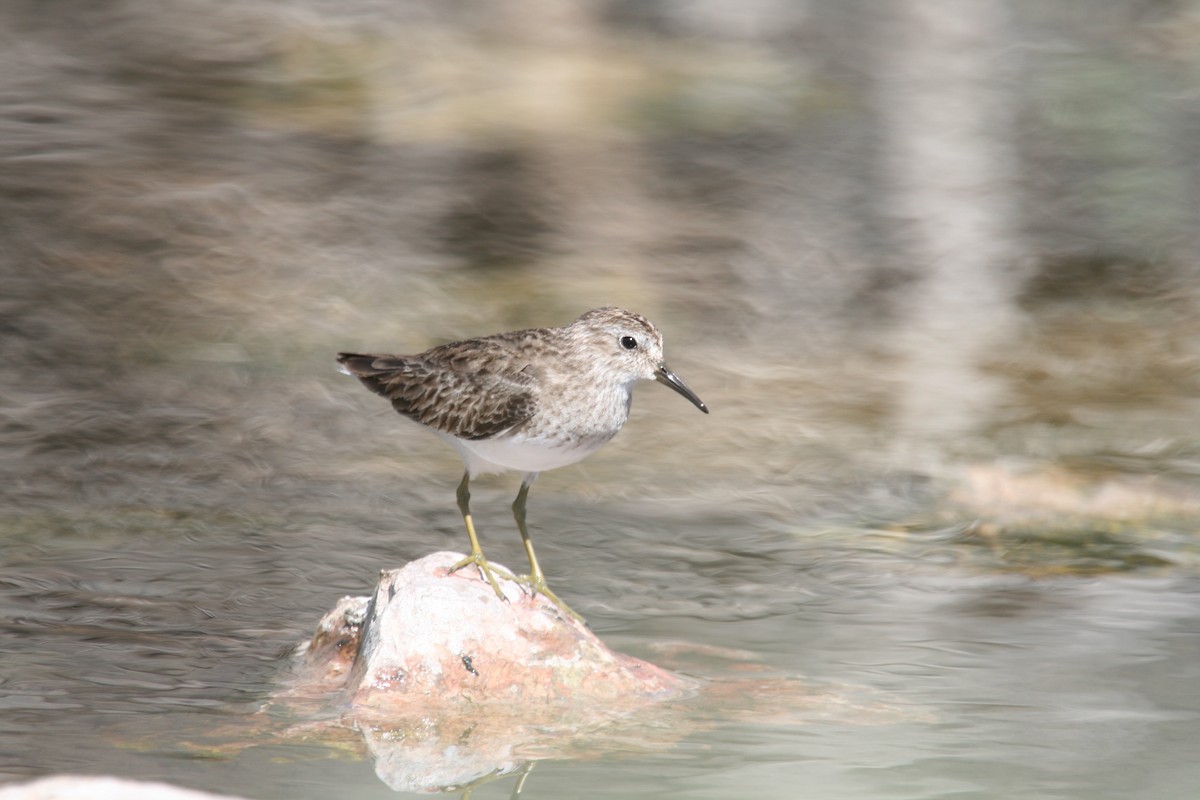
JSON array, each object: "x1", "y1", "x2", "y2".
[
  {"x1": 442, "y1": 430, "x2": 617, "y2": 476},
  {"x1": 438, "y1": 374, "x2": 635, "y2": 477}
]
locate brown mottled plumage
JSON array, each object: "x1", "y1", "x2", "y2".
[
  {"x1": 334, "y1": 343, "x2": 539, "y2": 442},
  {"x1": 336, "y1": 307, "x2": 708, "y2": 621}
]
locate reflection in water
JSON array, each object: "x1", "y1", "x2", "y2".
[
  {"x1": 358, "y1": 721, "x2": 526, "y2": 795},
  {"x1": 875, "y1": 0, "x2": 1025, "y2": 445},
  {"x1": 2, "y1": 0, "x2": 1200, "y2": 798}
]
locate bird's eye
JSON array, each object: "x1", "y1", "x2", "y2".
[{"x1": 620, "y1": 335, "x2": 638, "y2": 350}]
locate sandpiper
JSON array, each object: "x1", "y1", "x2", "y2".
[{"x1": 336, "y1": 307, "x2": 708, "y2": 619}]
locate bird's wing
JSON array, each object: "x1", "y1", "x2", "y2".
[{"x1": 336, "y1": 344, "x2": 537, "y2": 440}]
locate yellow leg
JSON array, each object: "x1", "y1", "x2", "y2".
[
  {"x1": 448, "y1": 472, "x2": 510, "y2": 601},
  {"x1": 512, "y1": 481, "x2": 544, "y2": 586},
  {"x1": 512, "y1": 478, "x2": 585, "y2": 624}
]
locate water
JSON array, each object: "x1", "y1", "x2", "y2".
[
  {"x1": 4, "y1": 498, "x2": 1199, "y2": 798},
  {"x1": 4, "y1": 0, "x2": 1200, "y2": 797}
]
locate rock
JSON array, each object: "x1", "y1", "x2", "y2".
[
  {"x1": 282, "y1": 551, "x2": 698, "y2": 792},
  {"x1": 280, "y1": 552, "x2": 913, "y2": 793},
  {"x1": 301, "y1": 593, "x2": 368, "y2": 693},
  {"x1": 298, "y1": 551, "x2": 696, "y2": 714},
  {"x1": 0, "y1": 776, "x2": 248, "y2": 800}
]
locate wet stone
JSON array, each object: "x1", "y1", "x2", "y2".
[{"x1": 297, "y1": 551, "x2": 697, "y2": 714}]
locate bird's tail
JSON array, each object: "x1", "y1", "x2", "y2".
[
  {"x1": 335, "y1": 352, "x2": 412, "y2": 397},
  {"x1": 335, "y1": 352, "x2": 376, "y2": 377}
]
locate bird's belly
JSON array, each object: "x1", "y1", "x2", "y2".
[{"x1": 445, "y1": 431, "x2": 613, "y2": 476}]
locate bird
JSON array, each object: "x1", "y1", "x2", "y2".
[{"x1": 336, "y1": 306, "x2": 708, "y2": 620}]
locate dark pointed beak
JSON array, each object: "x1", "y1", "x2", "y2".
[{"x1": 655, "y1": 363, "x2": 709, "y2": 413}]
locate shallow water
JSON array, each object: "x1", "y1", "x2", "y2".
[
  {"x1": 4, "y1": 0, "x2": 1200, "y2": 797},
  {"x1": 3, "y1": 497, "x2": 1199, "y2": 799}
]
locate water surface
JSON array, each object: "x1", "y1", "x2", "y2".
[{"x1": 3, "y1": 1, "x2": 1200, "y2": 797}]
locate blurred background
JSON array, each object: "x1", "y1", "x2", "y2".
[{"x1": 3, "y1": 0, "x2": 1200, "y2": 798}]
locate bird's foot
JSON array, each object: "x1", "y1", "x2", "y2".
[
  {"x1": 512, "y1": 574, "x2": 587, "y2": 625},
  {"x1": 448, "y1": 552, "x2": 514, "y2": 602}
]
